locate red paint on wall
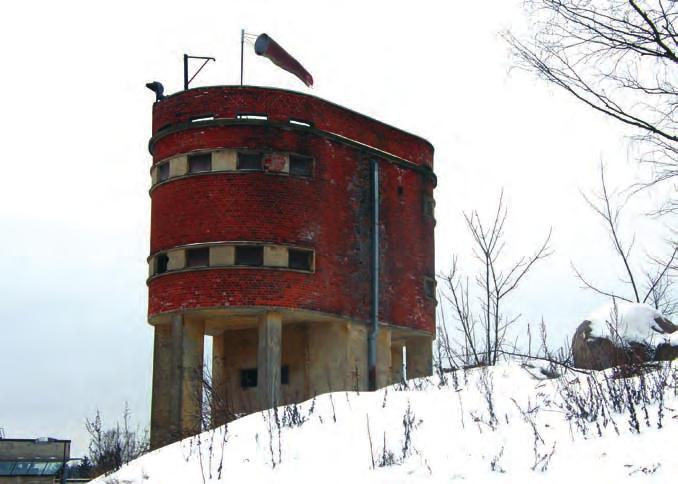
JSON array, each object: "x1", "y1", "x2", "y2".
[{"x1": 148, "y1": 87, "x2": 436, "y2": 333}]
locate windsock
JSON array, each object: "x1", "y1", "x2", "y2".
[{"x1": 254, "y1": 33, "x2": 314, "y2": 87}]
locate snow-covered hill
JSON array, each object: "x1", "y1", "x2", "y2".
[{"x1": 94, "y1": 362, "x2": 677, "y2": 483}]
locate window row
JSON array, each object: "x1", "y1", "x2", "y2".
[
  {"x1": 152, "y1": 149, "x2": 314, "y2": 186},
  {"x1": 150, "y1": 243, "x2": 315, "y2": 276}
]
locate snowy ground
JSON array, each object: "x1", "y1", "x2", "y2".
[{"x1": 94, "y1": 362, "x2": 678, "y2": 483}]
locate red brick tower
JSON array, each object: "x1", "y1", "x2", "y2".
[{"x1": 147, "y1": 86, "x2": 436, "y2": 448}]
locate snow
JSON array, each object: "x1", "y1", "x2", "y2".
[
  {"x1": 586, "y1": 302, "x2": 677, "y2": 347},
  {"x1": 92, "y1": 362, "x2": 678, "y2": 483}
]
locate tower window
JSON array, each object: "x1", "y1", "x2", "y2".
[
  {"x1": 157, "y1": 163, "x2": 170, "y2": 182},
  {"x1": 423, "y1": 195, "x2": 435, "y2": 218},
  {"x1": 188, "y1": 153, "x2": 212, "y2": 173},
  {"x1": 186, "y1": 247, "x2": 210, "y2": 267},
  {"x1": 240, "y1": 368, "x2": 258, "y2": 389},
  {"x1": 155, "y1": 253, "x2": 169, "y2": 274},
  {"x1": 424, "y1": 277, "x2": 436, "y2": 300},
  {"x1": 281, "y1": 365, "x2": 290, "y2": 385},
  {"x1": 288, "y1": 249, "x2": 313, "y2": 271},
  {"x1": 237, "y1": 152, "x2": 263, "y2": 171},
  {"x1": 235, "y1": 246, "x2": 263, "y2": 266},
  {"x1": 289, "y1": 155, "x2": 313, "y2": 177}
]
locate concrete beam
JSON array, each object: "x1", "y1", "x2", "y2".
[{"x1": 257, "y1": 312, "x2": 282, "y2": 409}]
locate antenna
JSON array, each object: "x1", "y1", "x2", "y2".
[{"x1": 183, "y1": 54, "x2": 216, "y2": 90}]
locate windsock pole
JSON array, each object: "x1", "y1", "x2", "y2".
[{"x1": 240, "y1": 29, "x2": 245, "y2": 85}]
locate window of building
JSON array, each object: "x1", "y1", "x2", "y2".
[
  {"x1": 157, "y1": 162, "x2": 170, "y2": 182},
  {"x1": 188, "y1": 153, "x2": 212, "y2": 173},
  {"x1": 237, "y1": 113, "x2": 268, "y2": 121},
  {"x1": 186, "y1": 247, "x2": 210, "y2": 267},
  {"x1": 289, "y1": 154, "x2": 313, "y2": 177},
  {"x1": 235, "y1": 246, "x2": 263, "y2": 266},
  {"x1": 237, "y1": 152, "x2": 263, "y2": 171},
  {"x1": 289, "y1": 118, "x2": 312, "y2": 128},
  {"x1": 423, "y1": 195, "x2": 435, "y2": 218},
  {"x1": 156, "y1": 253, "x2": 169, "y2": 274},
  {"x1": 424, "y1": 277, "x2": 436, "y2": 300},
  {"x1": 240, "y1": 368, "x2": 257, "y2": 389},
  {"x1": 288, "y1": 249, "x2": 313, "y2": 271},
  {"x1": 281, "y1": 365, "x2": 290, "y2": 385}
]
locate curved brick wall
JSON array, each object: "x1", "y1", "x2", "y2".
[{"x1": 148, "y1": 86, "x2": 436, "y2": 333}]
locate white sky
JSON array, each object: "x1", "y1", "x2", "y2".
[{"x1": 0, "y1": 0, "x2": 672, "y2": 457}]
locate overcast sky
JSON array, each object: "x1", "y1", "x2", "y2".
[{"x1": 0, "y1": 1, "x2": 672, "y2": 456}]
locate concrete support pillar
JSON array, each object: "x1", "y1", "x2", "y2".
[
  {"x1": 406, "y1": 336, "x2": 433, "y2": 380},
  {"x1": 150, "y1": 324, "x2": 173, "y2": 449},
  {"x1": 376, "y1": 328, "x2": 392, "y2": 388},
  {"x1": 150, "y1": 314, "x2": 204, "y2": 449},
  {"x1": 257, "y1": 312, "x2": 282, "y2": 409},
  {"x1": 390, "y1": 342, "x2": 404, "y2": 384},
  {"x1": 211, "y1": 333, "x2": 227, "y2": 427}
]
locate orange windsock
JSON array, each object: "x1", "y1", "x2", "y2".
[{"x1": 254, "y1": 33, "x2": 314, "y2": 87}]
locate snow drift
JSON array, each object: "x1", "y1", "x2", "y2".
[{"x1": 92, "y1": 362, "x2": 678, "y2": 483}]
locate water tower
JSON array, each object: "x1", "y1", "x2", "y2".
[{"x1": 146, "y1": 85, "x2": 436, "y2": 448}]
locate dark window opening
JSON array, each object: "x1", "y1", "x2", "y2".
[
  {"x1": 188, "y1": 153, "x2": 212, "y2": 173},
  {"x1": 186, "y1": 247, "x2": 210, "y2": 267},
  {"x1": 289, "y1": 154, "x2": 313, "y2": 177},
  {"x1": 423, "y1": 196, "x2": 435, "y2": 218},
  {"x1": 157, "y1": 163, "x2": 170, "y2": 182},
  {"x1": 156, "y1": 253, "x2": 169, "y2": 274},
  {"x1": 240, "y1": 368, "x2": 257, "y2": 388},
  {"x1": 235, "y1": 246, "x2": 263, "y2": 266},
  {"x1": 288, "y1": 249, "x2": 313, "y2": 271},
  {"x1": 237, "y1": 152, "x2": 263, "y2": 171},
  {"x1": 397, "y1": 186, "x2": 404, "y2": 196},
  {"x1": 281, "y1": 365, "x2": 290, "y2": 385},
  {"x1": 424, "y1": 277, "x2": 436, "y2": 300}
]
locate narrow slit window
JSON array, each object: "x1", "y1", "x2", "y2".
[
  {"x1": 240, "y1": 368, "x2": 258, "y2": 388},
  {"x1": 289, "y1": 155, "x2": 313, "y2": 177},
  {"x1": 289, "y1": 118, "x2": 312, "y2": 128},
  {"x1": 281, "y1": 365, "x2": 290, "y2": 385},
  {"x1": 157, "y1": 163, "x2": 170, "y2": 182},
  {"x1": 188, "y1": 153, "x2": 212, "y2": 173},
  {"x1": 424, "y1": 277, "x2": 436, "y2": 300},
  {"x1": 156, "y1": 253, "x2": 169, "y2": 274},
  {"x1": 186, "y1": 247, "x2": 210, "y2": 267},
  {"x1": 235, "y1": 246, "x2": 263, "y2": 266},
  {"x1": 288, "y1": 249, "x2": 313, "y2": 271},
  {"x1": 237, "y1": 113, "x2": 268, "y2": 121},
  {"x1": 237, "y1": 152, "x2": 263, "y2": 171},
  {"x1": 423, "y1": 195, "x2": 435, "y2": 218},
  {"x1": 190, "y1": 115, "x2": 214, "y2": 122}
]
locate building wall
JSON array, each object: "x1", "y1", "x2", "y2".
[{"x1": 147, "y1": 86, "x2": 436, "y2": 334}]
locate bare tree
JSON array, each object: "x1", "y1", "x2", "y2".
[
  {"x1": 572, "y1": 163, "x2": 677, "y2": 314},
  {"x1": 85, "y1": 403, "x2": 149, "y2": 477},
  {"x1": 440, "y1": 193, "x2": 552, "y2": 367},
  {"x1": 504, "y1": 0, "x2": 678, "y2": 213}
]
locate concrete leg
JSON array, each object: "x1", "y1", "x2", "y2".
[
  {"x1": 150, "y1": 324, "x2": 173, "y2": 449},
  {"x1": 257, "y1": 312, "x2": 282, "y2": 409},
  {"x1": 151, "y1": 313, "x2": 204, "y2": 448},
  {"x1": 406, "y1": 336, "x2": 433, "y2": 379},
  {"x1": 178, "y1": 316, "x2": 205, "y2": 439},
  {"x1": 390, "y1": 342, "x2": 404, "y2": 384},
  {"x1": 211, "y1": 333, "x2": 227, "y2": 427},
  {"x1": 376, "y1": 328, "x2": 392, "y2": 388}
]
